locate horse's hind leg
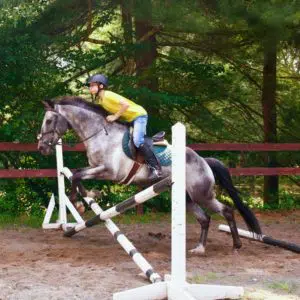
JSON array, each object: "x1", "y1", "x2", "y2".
[
  {"x1": 205, "y1": 198, "x2": 242, "y2": 251},
  {"x1": 187, "y1": 196, "x2": 211, "y2": 255}
]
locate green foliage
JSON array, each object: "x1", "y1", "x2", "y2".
[
  {"x1": 0, "y1": 178, "x2": 53, "y2": 216},
  {"x1": 263, "y1": 189, "x2": 300, "y2": 210},
  {"x1": 0, "y1": 0, "x2": 300, "y2": 216},
  {"x1": 0, "y1": 214, "x2": 43, "y2": 229}
]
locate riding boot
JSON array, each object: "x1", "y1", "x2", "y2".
[{"x1": 139, "y1": 143, "x2": 162, "y2": 181}]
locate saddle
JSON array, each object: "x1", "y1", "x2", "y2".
[
  {"x1": 120, "y1": 129, "x2": 171, "y2": 184},
  {"x1": 129, "y1": 130, "x2": 168, "y2": 164}
]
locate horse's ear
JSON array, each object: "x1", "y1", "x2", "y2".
[{"x1": 42, "y1": 99, "x2": 54, "y2": 111}]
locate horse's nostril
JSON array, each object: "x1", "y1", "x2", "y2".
[{"x1": 38, "y1": 145, "x2": 44, "y2": 152}]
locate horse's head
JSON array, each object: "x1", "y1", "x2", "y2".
[{"x1": 37, "y1": 100, "x2": 69, "y2": 155}]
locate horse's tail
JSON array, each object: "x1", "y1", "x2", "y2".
[{"x1": 205, "y1": 157, "x2": 262, "y2": 235}]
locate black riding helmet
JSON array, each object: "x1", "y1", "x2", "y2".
[{"x1": 86, "y1": 74, "x2": 108, "y2": 87}]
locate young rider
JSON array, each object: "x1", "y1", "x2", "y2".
[{"x1": 87, "y1": 74, "x2": 162, "y2": 180}]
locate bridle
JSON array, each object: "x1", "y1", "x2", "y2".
[{"x1": 37, "y1": 109, "x2": 109, "y2": 149}]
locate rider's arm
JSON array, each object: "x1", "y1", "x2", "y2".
[{"x1": 114, "y1": 98, "x2": 129, "y2": 119}]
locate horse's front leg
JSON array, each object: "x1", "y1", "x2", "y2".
[{"x1": 70, "y1": 165, "x2": 106, "y2": 214}]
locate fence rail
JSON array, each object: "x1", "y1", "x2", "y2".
[
  {"x1": 2, "y1": 142, "x2": 300, "y2": 152},
  {"x1": 189, "y1": 143, "x2": 300, "y2": 151},
  {"x1": 1, "y1": 142, "x2": 300, "y2": 178},
  {"x1": 0, "y1": 142, "x2": 85, "y2": 152}
]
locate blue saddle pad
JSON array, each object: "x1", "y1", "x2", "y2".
[{"x1": 122, "y1": 131, "x2": 172, "y2": 167}]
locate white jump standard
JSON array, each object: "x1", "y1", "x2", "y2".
[
  {"x1": 42, "y1": 141, "x2": 84, "y2": 229},
  {"x1": 113, "y1": 122, "x2": 244, "y2": 300}
]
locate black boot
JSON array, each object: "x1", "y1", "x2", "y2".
[{"x1": 139, "y1": 143, "x2": 162, "y2": 181}]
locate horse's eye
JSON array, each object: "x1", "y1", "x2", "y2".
[
  {"x1": 46, "y1": 119, "x2": 52, "y2": 125},
  {"x1": 37, "y1": 133, "x2": 42, "y2": 140}
]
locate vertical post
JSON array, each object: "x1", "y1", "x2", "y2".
[
  {"x1": 171, "y1": 122, "x2": 186, "y2": 285},
  {"x1": 55, "y1": 139, "x2": 67, "y2": 224}
]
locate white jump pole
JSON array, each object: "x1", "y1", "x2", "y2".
[{"x1": 113, "y1": 122, "x2": 244, "y2": 300}]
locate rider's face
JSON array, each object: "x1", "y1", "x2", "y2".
[{"x1": 89, "y1": 83, "x2": 99, "y2": 95}]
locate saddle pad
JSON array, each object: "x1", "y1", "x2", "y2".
[{"x1": 122, "y1": 131, "x2": 172, "y2": 166}]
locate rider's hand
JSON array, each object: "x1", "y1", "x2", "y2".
[{"x1": 106, "y1": 114, "x2": 118, "y2": 122}]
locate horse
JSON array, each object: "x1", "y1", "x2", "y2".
[{"x1": 37, "y1": 96, "x2": 262, "y2": 254}]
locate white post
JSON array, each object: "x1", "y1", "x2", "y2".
[
  {"x1": 171, "y1": 122, "x2": 186, "y2": 286},
  {"x1": 55, "y1": 139, "x2": 67, "y2": 225}
]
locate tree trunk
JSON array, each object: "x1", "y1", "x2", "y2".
[
  {"x1": 261, "y1": 39, "x2": 278, "y2": 206},
  {"x1": 121, "y1": 0, "x2": 133, "y2": 44},
  {"x1": 120, "y1": 0, "x2": 135, "y2": 74},
  {"x1": 134, "y1": 0, "x2": 158, "y2": 91}
]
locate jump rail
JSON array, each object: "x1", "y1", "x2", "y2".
[
  {"x1": 63, "y1": 176, "x2": 172, "y2": 237},
  {"x1": 218, "y1": 225, "x2": 300, "y2": 254}
]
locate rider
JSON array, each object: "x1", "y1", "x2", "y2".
[{"x1": 87, "y1": 74, "x2": 162, "y2": 180}]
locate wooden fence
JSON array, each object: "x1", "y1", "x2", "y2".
[{"x1": 1, "y1": 142, "x2": 300, "y2": 178}]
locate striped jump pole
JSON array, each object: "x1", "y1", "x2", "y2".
[
  {"x1": 219, "y1": 224, "x2": 300, "y2": 253},
  {"x1": 61, "y1": 167, "x2": 162, "y2": 283},
  {"x1": 63, "y1": 176, "x2": 172, "y2": 237}
]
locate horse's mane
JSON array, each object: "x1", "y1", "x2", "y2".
[
  {"x1": 54, "y1": 96, "x2": 109, "y2": 117},
  {"x1": 52, "y1": 96, "x2": 128, "y2": 128}
]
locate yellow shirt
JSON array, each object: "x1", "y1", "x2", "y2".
[{"x1": 98, "y1": 90, "x2": 147, "y2": 122}]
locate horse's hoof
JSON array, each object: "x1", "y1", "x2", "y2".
[
  {"x1": 189, "y1": 245, "x2": 205, "y2": 255},
  {"x1": 76, "y1": 201, "x2": 85, "y2": 215}
]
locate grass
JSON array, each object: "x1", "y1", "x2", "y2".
[
  {"x1": 0, "y1": 211, "x2": 199, "y2": 229},
  {"x1": 267, "y1": 281, "x2": 298, "y2": 294},
  {"x1": 189, "y1": 272, "x2": 219, "y2": 284},
  {"x1": 0, "y1": 214, "x2": 43, "y2": 229},
  {"x1": 1, "y1": 205, "x2": 298, "y2": 229},
  {"x1": 242, "y1": 280, "x2": 299, "y2": 299}
]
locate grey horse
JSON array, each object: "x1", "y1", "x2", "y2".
[{"x1": 38, "y1": 96, "x2": 261, "y2": 254}]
